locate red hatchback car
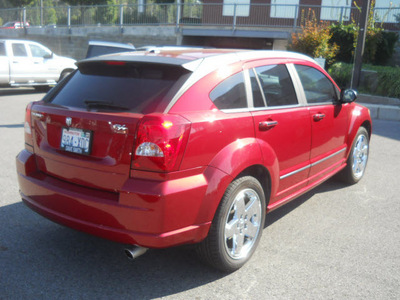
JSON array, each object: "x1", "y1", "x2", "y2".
[{"x1": 16, "y1": 49, "x2": 371, "y2": 272}]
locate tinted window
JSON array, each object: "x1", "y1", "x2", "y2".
[
  {"x1": 254, "y1": 64, "x2": 298, "y2": 107},
  {"x1": 295, "y1": 64, "x2": 337, "y2": 104},
  {"x1": 12, "y1": 43, "x2": 27, "y2": 57},
  {"x1": 210, "y1": 72, "x2": 247, "y2": 110},
  {"x1": 46, "y1": 63, "x2": 190, "y2": 114}
]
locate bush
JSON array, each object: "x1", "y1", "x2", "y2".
[
  {"x1": 328, "y1": 62, "x2": 353, "y2": 88},
  {"x1": 329, "y1": 0, "x2": 399, "y2": 66},
  {"x1": 328, "y1": 62, "x2": 400, "y2": 98},
  {"x1": 374, "y1": 31, "x2": 399, "y2": 65},
  {"x1": 288, "y1": 9, "x2": 338, "y2": 66}
]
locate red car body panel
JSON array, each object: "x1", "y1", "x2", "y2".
[{"x1": 16, "y1": 49, "x2": 372, "y2": 249}]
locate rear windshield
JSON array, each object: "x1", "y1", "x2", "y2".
[{"x1": 45, "y1": 62, "x2": 190, "y2": 114}]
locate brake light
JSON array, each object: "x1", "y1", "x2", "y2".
[
  {"x1": 132, "y1": 115, "x2": 191, "y2": 172},
  {"x1": 24, "y1": 102, "x2": 34, "y2": 149}
]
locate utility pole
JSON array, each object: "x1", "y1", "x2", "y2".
[
  {"x1": 351, "y1": 0, "x2": 371, "y2": 89},
  {"x1": 40, "y1": 0, "x2": 43, "y2": 27}
]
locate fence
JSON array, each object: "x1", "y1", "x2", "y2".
[{"x1": 0, "y1": 3, "x2": 399, "y2": 31}]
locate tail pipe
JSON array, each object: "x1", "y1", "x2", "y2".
[{"x1": 124, "y1": 246, "x2": 148, "y2": 260}]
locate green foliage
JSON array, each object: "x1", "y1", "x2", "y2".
[
  {"x1": 329, "y1": 23, "x2": 356, "y2": 63},
  {"x1": 288, "y1": 9, "x2": 339, "y2": 66},
  {"x1": 328, "y1": 62, "x2": 400, "y2": 98},
  {"x1": 329, "y1": 0, "x2": 398, "y2": 66},
  {"x1": 374, "y1": 31, "x2": 400, "y2": 65},
  {"x1": 327, "y1": 62, "x2": 353, "y2": 88},
  {"x1": 371, "y1": 65, "x2": 400, "y2": 98}
]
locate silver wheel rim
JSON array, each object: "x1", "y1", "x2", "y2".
[
  {"x1": 352, "y1": 134, "x2": 369, "y2": 179},
  {"x1": 224, "y1": 188, "x2": 262, "y2": 260}
]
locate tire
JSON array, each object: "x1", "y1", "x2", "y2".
[
  {"x1": 340, "y1": 127, "x2": 369, "y2": 184},
  {"x1": 196, "y1": 176, "x2": 266, "y2": 272}
]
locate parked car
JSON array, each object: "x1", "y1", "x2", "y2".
[
  {"x1": 0, "y1": 39, "x2": 76, "y2": 91},
  {"x1": 1, "y1": 21, "x2": 30, "y2": 29},
  {"x1": 86, "y1": 40, "x2": 135, "y2": 58},
  {"x1": 16, "y1": 49, "x2": 371, "y2": 272}
]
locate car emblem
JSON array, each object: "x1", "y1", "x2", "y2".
[{"x1": 66, "y1": 117, "x2": 72, "y2": 127}]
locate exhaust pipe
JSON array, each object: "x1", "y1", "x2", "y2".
[{"x1": 124, "y1": 246, "x2": 148, "y2": 260}]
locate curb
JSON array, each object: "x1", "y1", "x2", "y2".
[{"x1": 359, "y1": 103, "x2": 400, "y2": 122}]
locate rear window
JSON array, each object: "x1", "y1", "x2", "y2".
[{"x1": 46, "y1": 62, "x2": 190, "y2": 114}]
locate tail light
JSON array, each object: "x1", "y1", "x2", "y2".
[
  {"x1": 132, "y1": 114, "x2": 191, "y2": 172},
  {"x1": 24, "y1": 102, "x2": 34, "y2": 150}
]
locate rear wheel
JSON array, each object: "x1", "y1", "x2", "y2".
[
  {"x1": 197, "y1": 176, "x2": 266, "y2": 272},
  {"x1": 340, "y1": 127, "x2": 369, "y2": 184}
]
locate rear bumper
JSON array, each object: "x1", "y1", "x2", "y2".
[{"x1": 16, "y1": 149, "x2": 213, "y2": 248}]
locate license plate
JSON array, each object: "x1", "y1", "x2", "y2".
[{"x1": 60, "y1": 127, "x2": 92, "y2": 155}]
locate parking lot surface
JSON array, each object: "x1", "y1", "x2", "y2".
[{"x1": 1, "y1": 89, "x2": 399, "y2": 299}]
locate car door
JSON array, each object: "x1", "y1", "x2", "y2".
[
  {"x1": 27, "y1": 42, "x2": 58, "y2": 83},
  {"x1": 294, "y1": 64, "x2": 349, "y2": 185},
  {"x1": 246, "y1": 62, "x2": 312, "y2": 208},
  {"x1": 9, "y1": 42, "x2": 35, "y2": 83}
]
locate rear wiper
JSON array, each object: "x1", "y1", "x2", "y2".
[{"x1": 84, "y1": 100, "x2": 130, "y2": 111}]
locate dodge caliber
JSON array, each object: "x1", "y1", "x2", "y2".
[{"x1": 16, "y1": 49, "x2": 371, "y2": 272}]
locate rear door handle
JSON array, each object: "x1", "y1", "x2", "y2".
[
  {"x1": 313, "y1": 113, "x2": 326, "y2": 121},
  {"x1": 259, "y1": 120, "x2": 278, "y2": 130}
]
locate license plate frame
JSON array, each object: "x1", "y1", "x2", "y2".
[{"x1": 60, "y1": 127, "x2": 92, "y2": 155}]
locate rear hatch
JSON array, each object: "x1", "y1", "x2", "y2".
[{"x1": 30, "y1": 60, "x2": 190, "y2": 192}]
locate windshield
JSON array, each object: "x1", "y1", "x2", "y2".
[{"x1": 46, "y1": 62, "x2": 191, "y2": 114}]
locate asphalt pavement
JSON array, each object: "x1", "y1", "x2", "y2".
[{"x1": 0, "y1": 88, "x2": 399, "y2": 299}]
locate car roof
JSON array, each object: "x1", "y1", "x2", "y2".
[
  {"x1": 78, "y1": 49, "x2": 317, "y2": 84},
  {"x1": 79, "y1": 49, "x2": 316, "y2": 71}
]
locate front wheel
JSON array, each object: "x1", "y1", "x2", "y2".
[
  {"x1": 197, "y1": 176, "x2": 266, "y2": 272},
  {"x1": 340, "y1": 127, "x2": 370, "y2": 184}
]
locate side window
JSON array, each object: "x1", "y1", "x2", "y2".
[
  {"x1": 12, "y1": 43, "x2": 28, "y2": 57},
  {"x1": 295, "y1": 64, "x2": 337, "y2": 104},
  {"x1": 210, "y1": 72, "x2": 247, "y2": 110},
  {"x1": 254, "y1": 64, "x2": 298, "y2": 107},
  {"x1": 0, "y1": 43, "x2": 6, "y2": 56},
  {"x1": 29, "y1": 44, "x2": 51, "y2": 58}
]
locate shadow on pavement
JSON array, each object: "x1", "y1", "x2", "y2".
[
  {"x1": 0, "y1": 201, "x2": 226, "y2": 299},
  {"x1": 0, "y1": 123, "x2": 24, "y2": 128},
  {"x1": 265, "y1": 179, "x2": 346, "y2": 228},
  {"x1": 0, "y1": 88, "x2": 44, "y2": 96}
]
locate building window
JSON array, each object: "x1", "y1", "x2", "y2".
[
  {"x1": 270, "y1": 0, "x2": 299, "y2": 19},
  {"x1": 374, "y1": 0, "x2": 400, "y2": 23},
  {"x1": 223, "y1": 0, "x2": 250, "y2": 17},
  {"x1": 320, "y1": 0, "x2": 351, "y2": 21}
]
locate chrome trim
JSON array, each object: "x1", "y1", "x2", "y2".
[
  {"x1": 311, "y1": 147, "x2": 346, "y2": 167},
  {"x1": 66, "y1": 117, "x2": 72, "y2": 127},
  {"x1": 280, "y1": 165, "x2": 311, "y2": 180},
  {"x1": 32, "y1": 112, "x2": 43, "y2": 119},
  {"x1": 280, "y1": 147, "x2": 347, "y2": 180}
]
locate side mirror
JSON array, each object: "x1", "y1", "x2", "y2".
[
  {"x1": 340, "y1": 89, "x2": 357, "y2": 103},
  {"x1": 43, "y1": 52, "x2": 53, "y2": 59}
]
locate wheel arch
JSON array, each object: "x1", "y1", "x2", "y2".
[
  {"x1": 346, "y1": 105, "x2": 372, "y2": 158},
  {"x1": 236, "y1": 164, "x2": 272, "y2": 208}
]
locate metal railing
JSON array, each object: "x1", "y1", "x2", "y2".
[{"x1": 0, "y1": 3, "x2": 399, "y2": 31}]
